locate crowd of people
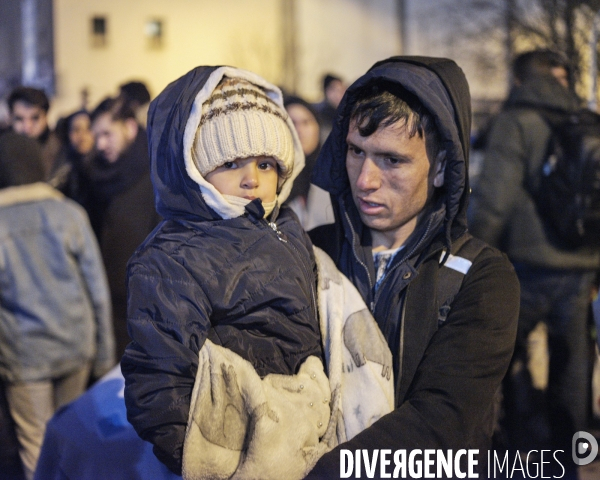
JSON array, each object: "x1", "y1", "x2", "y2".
[{"x1": 0, "y1": 50, "x2": 597, "y2": 480}]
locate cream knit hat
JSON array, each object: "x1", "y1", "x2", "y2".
[{"x1": 192, "y1": 77, "x2": 295, "y2": 183}]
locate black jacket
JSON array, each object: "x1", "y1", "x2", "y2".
[
  {"x1": 306, "y1": 57, "x2": 520, "y2": 478},
  {"x1": 468, "y1": 75, "x2": 600, "y2": 269},
  {"x1": 87, "y1": 128, "x2": 160, "y2": 358},
  {"x1": 120, "y1": 66, "x2": 321, "y2": 475}
]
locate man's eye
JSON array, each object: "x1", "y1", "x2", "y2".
[
  {"x1": 348, "y1": 146, "x2": 363, "y2": 155},
  {"x1": 386, "y1": 157, "x2": 401, "y2": 165}
]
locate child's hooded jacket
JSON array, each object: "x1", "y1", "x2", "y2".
[{"x1": 120, "y1": 67, "x2": 322, "y2": 474}]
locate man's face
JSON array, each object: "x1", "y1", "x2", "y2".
[
  {"x1": 11, "y1": 101, "x2": 48, "y2": 139},
  {"x1": 91, "y1": 113, "x2": 136, "y2": 163},
  {"x1": 550, "y1": 66, "x2": 569, "y2": 89},
  {"x1": 345, "y1": 119, "x2": 444, "y2": 250}
]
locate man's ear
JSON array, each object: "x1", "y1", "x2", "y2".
[
  {"x1": 433, "y1": 150, "x2": 446, "y2": 188},
  {"x1": 124, "y1": 118, "x2": 139, "y2": 142}
]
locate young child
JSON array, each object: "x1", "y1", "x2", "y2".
[
  {"x1": 121, "y1": 67, "x2": 393, "y2": 480},
  {"x1": 0, "y1": 131, "x2": 115, "y2": 480}
]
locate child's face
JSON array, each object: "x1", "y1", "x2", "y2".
[{"x1": 205, "y1": 156, "x2": 279, "y2": 204}]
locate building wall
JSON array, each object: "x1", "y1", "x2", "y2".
[
  {"x1": 295, "y1": 0, "x2": 402, "y2": 101},
  {"x1": 53, "y1": 0, "x2": 284, "y2": 122},
  {"x1": 51, "y1": 0, "x2": 402, "y2": 123}
]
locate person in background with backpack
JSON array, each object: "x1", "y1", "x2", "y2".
[
  {"x1": 469, "y1": 49, "x2": 600, "y2": 478},
  {"x1": 305, "y1": 56, "x2": 519, "y2": 479}
]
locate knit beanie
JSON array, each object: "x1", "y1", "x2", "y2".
[{"x1": 192, "y1": 77, "x2": 295, "y2": 185}]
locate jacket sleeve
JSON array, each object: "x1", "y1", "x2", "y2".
[
  {"x1": 306, "y1": 248, "x2": 519, "y2": 479},
  {"x1": 468, "y1": 112, "x2": 528, "y2": 247},
  {"x1": 73, "y1": 206, "x2": 115, "y2": 378},
  {"x1": 120, "y1": 251, "x2": 211, "y2": 476}
]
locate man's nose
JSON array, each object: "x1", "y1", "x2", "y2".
[
  {"x1": 355, "y1": 158, "x2": 381, "y2": 191},
  {"x1": 95, "y1": 136, "x2": 106, "y2": 151},
  {"x1": 23, "y1": 121, "x2": 34, "y2": 137}
]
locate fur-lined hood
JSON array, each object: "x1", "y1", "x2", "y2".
[{"x1": 147, "y1": 66, "x2": 304, "y2": 221}]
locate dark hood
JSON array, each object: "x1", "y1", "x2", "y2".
[
  {"x1": 505, "y1": 73, "x2": 581, "y2": 112},
  {"x1": 311, "y1": 56, "x2": 472, "y2": 248},
  {"x1": 147, "y1": 66, "x2": 304, "y2": 221}
]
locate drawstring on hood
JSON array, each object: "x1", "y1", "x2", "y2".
[{"x1": 148, "y1": 66, "x2": 305, "y2": 221}]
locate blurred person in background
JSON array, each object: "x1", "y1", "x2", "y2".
[
  {"x1": 0, "y1": 131, "x2": 115, "y2": 480},
  {"x1": 51, "y1": 109, "x2": 95, "y2": 207},
  {"x1": 7, "y1": 86, "x2": 62, "y2": 182},
  {"x1": 118, "y1": 81, "x2": 151, "y2": 128},
  {"x1": 88, "y1": 96, "x2": 160, "y2": 359},
  {"x1": 284, "y1": 94, "x2": 321, "y2": 227},
  {"x1": 313, "y1": 73, "x2": 346, "y2": 144},
  {"x1": 468, "y1": 49, "x2": 599, "y2": 478}
]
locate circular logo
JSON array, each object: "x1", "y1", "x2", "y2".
[{"x1": 572, "y1": 431, "x2": 598, "y2": 466}]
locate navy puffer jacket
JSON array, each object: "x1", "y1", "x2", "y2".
[{"x1": 120, "y1": 66, "x2": 321, "y2": 475}]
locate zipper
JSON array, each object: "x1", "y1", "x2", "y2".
[
  {"x1": 395, "y1": 288, "x2": 408, "y2": 401},
  {"x1": 265, "y1": 217, "x2": 318, "y2": 322},
  {"x1": 343, "y1": 210, "x2": 375, "y2": 310},
  {"x1": 344, "y1": 210, "x2": 435, "y2": 401},
  {"x1": 268, "y1": 221, "x2": 288, "y2": 243}
]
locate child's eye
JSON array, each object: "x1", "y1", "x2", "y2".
[
  {"x1": 259, "y1": 162, "x2": 276, "y2": 170},
  {"x1": 223, "y1": 162, "x2": 236, "y2": 169}
]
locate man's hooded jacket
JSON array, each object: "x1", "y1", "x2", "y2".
[{"x1": 307, "y1": 57, "x2": 520, "y2": 477}]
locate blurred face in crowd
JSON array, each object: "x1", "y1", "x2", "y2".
[
  {"x1": 69, "y1": 113, "x2": 95, "y2": 155},
  {"x1": 345, "y1": 118, "x2": 445, "y2": 250},
  {"x1": 91, "y1": 113, "x2": 137, "y2": 163},
  {"x1": 551, "y1": 66, "x2": 569, "y2": 89},
  {"x1": 11, "y1": 101, "x2": 48, "y2": 139},
  {"x1": 325, "y1": 80, "x2": 346, "y2": 109},
  {"x1": 286, "y1": 103, "x2": 320, "y2": 156},
  {"x1": 205, "y1": 156, "x2": 279, "y2": 204}
]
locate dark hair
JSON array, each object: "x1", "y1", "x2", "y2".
[
  {"x1": 8, "y1": 87, "x2": 50, "y2": 113},
  {"x1": 512, "y1": 49, "x2": 570, "y2": 84},
  {"x1": 0, "y1": 131, "x2": 45, "y2": 187},
  {"x1": 348, "y1": 80, "x2": 440, "y2": 161},
  {"x1": 90, "y1": 96, "x2": 136, "y2": 124},
  {"x1": 323, "y1": 74, "x2": 342, "y2": 93},
  {"x1": 284, "y1": 94, "x2": 319, "y2": 122},
  {"x1": 56, "y1": 109, "x2": 91, "y2": 145},
  {"x1": 119, "y1": 81, "x2": 151, "y2": 106}
]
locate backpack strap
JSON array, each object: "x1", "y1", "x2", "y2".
[{"x1": 437, "y1": 233, "x2": 487, "y2": 326}]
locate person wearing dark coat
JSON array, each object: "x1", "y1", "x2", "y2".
[
  {"x1": 120, "y1": 68, "x2": 323, "y2": 476},
  {"x1": 50, "y1": 109, "x2": 95, "y2": 207},
  {"x1": 468, "y1": 50, "x2": 600, "y2": 477},
  {"x1": 120, "y1": 68, "x2": 396, "y2": 479},
  {"x1": 7, "y1": 86, "x2": 62, "y2": 181},
  {"x1": 88, "y1": 97, "x2": 160, "y2": 359},
  {"x1": 283, "y1": 94, "x2": 323, "y2": 228},
  {"x1": 305, "y1": 56, "x2": 520, "y2": 478}
]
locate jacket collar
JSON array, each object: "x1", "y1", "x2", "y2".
[{"x1": 0, "y1": 182, "x2": 63, "y2": 208}]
